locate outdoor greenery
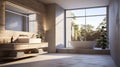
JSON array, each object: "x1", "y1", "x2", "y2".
[
  {"x1": 71, "y1": 17, "x2": 108, "y2": 48},
  {"x1": 71, "y1": 17, "x2": 106, "y2": 39},
  {"x1": 36, "y1": 32, "x2": 45, "y2": 41},
  {"x1": 96, "y1": 26, "x2": 107, "y2": 49},
  {"x1": 71, "y1": 22, "x2": 80, "y2": 40}
]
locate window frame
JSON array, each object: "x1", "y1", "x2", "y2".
[{"x1": 65, "y1": 6, "x2": 108, "y2": 48}]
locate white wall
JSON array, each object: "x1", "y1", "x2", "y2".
[
  {"x1": 66, "y1": 18, "x2": 72, "y2": 47},
  {"x1": 109, "y1": 0, "x2": 120, "y2": 67},
  {"x1": 55, "y1": 5, "x2": 65, "y2": 48}
]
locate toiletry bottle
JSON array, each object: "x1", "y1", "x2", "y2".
[{"x1": 11, "y1": 36, "x2": 13, "y2": 43}]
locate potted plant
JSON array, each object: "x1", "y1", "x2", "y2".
[
  {"x1": 36, "y1": 32, "x2": 45, "y2": 42},
  {"x1": 100, "y1": 36, "x2": 107, "y2": 49},
  {"x1": 96, "y1": 26, "x2": 108, "y2": 49}
]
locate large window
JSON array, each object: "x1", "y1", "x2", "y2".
[
  {"x1": 5, "y1": 10, "x2": 25, "y2": 31},
  {"x1": 66, "y1": 7, "x2": 107, "y2": 47},
  {"x1": 5, "y1": 1, "x2": 37, "y2": 33}
]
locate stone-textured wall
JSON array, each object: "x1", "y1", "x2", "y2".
[
  {"x1": 46, "y1": 4, "x2": 56, "y2": 53},
  {"x1": 109, "y1": 0, "x2": 120, "y2": 67},
  {"x1": 46, "y1": 4, "x2": 65, "y2": 53},
  {"x1": 5, "y1": 0, "x2": 46, "y2": 32},
  {"x1": 0, "y1": 0, "x2": 46, "y2": 44},
  {"x1": 6, "y1": 0, "x2": 45, "y2": 13},
  {"x1": 37, "y1": 14, "x2": 44, "y2": 33},
  {"x1": 0, "y1": 0, "x2": 5, "y2": 31}
]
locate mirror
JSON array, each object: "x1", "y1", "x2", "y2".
[{"x1": 5, "y1": 1, "x2": 37, "y2": 33}]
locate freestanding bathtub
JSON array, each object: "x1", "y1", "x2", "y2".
[{"x1": 70, "y1": 41, "x2": 96, "y2": 49}]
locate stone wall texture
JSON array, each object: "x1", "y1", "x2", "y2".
[{"x1": 0, "y1": 0, "x2": 46, "y2": 44}]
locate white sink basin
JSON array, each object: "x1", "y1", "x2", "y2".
[{"x1": 17, "y1": 38, "x2": 41, "y2": 43}]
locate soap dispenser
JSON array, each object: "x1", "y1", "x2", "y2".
[{"x1": 11, "y1": 36, "x2": 13, "y2": 43}]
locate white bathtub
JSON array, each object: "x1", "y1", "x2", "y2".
[{"x1": 70, "y1": 41, "x2": 96, "y2": 49}]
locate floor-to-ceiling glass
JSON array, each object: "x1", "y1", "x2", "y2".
[{"x1": 66, "y1": 7, "x2": 107, "y2": 48}]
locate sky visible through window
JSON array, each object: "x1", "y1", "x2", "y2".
[
  {"x1": 66, "y1": 7, "x2": 106, "y2": 30},
  {"x1": 74, "y1": 16, "x2": 106, "y2": 30}
]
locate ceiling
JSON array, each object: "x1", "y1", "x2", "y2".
[
  {"x1": 40, "y1": 0, "x2": 110, "y2": 9},
  {"x1": 6, "y1": 1, "x2": 35, "y2": 14}
]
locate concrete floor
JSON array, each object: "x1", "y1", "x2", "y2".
[{"x1": 0, "y1": 53, "x2": 117, "y2": 67}]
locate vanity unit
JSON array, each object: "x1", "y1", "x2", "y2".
[
  {"x1": 0, "y1": 42, "x2": 48, "y2": 60},
  {"x1": 0, "y1": 36, "x2": 48, "y2": 60}
]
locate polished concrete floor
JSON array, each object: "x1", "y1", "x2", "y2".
[{"x1": 0, "y1": 53, "x2": 117, "y2": 67}]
